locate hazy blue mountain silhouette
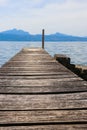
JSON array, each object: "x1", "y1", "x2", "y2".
[
  {"x1": 2, "y1": 28, "x2": 29, "y2": 35},
  {"x1": 0, "y1": 29, "x2": 87, "y2": 41}
]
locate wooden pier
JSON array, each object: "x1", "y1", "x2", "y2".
[{"x1": 0, "y1": 48, "x2": 87, "y2": 129}]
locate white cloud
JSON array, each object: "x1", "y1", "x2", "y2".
[
  {"x1": 0, "y1": 0, "x2": 9, "y2": 6},
  {"x1": 0, "y1": 0, "x2": 87, "y2": 36}
]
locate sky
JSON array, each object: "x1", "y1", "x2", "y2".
[{"x1": 0, "y1": 0, "x2": 87, "y2": 36}]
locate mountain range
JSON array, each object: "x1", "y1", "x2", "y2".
[{"x1": 0, "y1": 28, "x2": 87, "y2": 41}]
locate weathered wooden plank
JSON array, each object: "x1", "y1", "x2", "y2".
[
  {"x1": 0, "y1": 75, "x2": 78, "y2": 80},
  {"x1": 0, "y1": 78, "x2": 83, "y2": 86},
  {"x1": 0, "y1": 72, "x2": 76, "y2": 76},
  {"x1": 0, "y1": 92, "x2": 87, "y2": 110},
  {"x1": 0, "y1": 110, "x2": 87, "y2": 124},
  {"x1": 10, "y1": 57, "x2": 54, "y2": 61},
  {"x1": 2, "y1": 61, "x2": 59, "y2": 67},
  {"x1": 11, "y1": 54, "x2": 52, "y2": 58},
  {"x1": 20, "y1": 51, "x2": 48, "y2": 54},
  {"x1": 0, "y1": 65, "x2": 77, "y2": 73},
  {"x1": 0, "y1": 124, "x2": 87, "y2": 130},
  {"x1": 10, "y1": 57, "x2": 53, "y2": 61},
  {"x1": 18, "y1": 51, "x2": 49, "y2": 54},
  {"x1": 2, "y1": 60, "x2": 58, "y2": 63},
  {"x1": 20, "y1": 52, "x2": 49, "y2": 55},
  {"x1": 8, "y1": 50, "x2": 52, "y2": 63},
  {"x1": 0, "y1": 65, "x2": 71, "y2": 69},
  {"x1": 2, "y1": 64, "x2": 64, "y2": 69},
  {"x1": 0, "y1": 71, "x2": 76, "y2": 76},
  {"x1": 0, "y1": 68, "x2": 75, "y2": 76},
  {"x1": 0, "y1": 81, "x2": 86, "y2": 93},
  {"x1": 0, "y1": 63, "x2": 75, "y2": 73},
  {"x1": 21, "y1": 48, "x2": 48, "y2": 52},
  {"x1": 0, "y1": 69, "x2": 72, "y2": 73},
  {"x1": 0, "y1": 66, "x2": 75, "y2": 72},
  {"x1": 0, "y1": 71, "x2": 74, "y2": 75},
  {"x1": 20, "y1": 50, "x2": 48, "y2": 54}
]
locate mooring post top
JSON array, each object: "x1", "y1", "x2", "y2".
[{"x1": 42, "y1": 29, "x2": 44, "y2": 31}]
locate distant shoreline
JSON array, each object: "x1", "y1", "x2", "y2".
[
  {"x1": 0, "y1": 40, "x2": 87, "y2": 42},
  {"x1": 0, "y1": 29, "x2": 87, "y2": 42}
]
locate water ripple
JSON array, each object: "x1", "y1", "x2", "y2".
[{"x1": 0, "y1": 41, "x2": 87, "y2": 67}]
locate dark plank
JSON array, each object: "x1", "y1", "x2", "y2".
[
  {"x1": 0, "y1": 92, "x2": 87, "y2": 110},
  {"x1": 0, "y1": 81, "x2": 86, "y2": 94},
  {"x1": 0, "y1": 69, "x2": 72, "y2": 73},
  {"x1": 0, "y1": 72, "x2": 76, "y2": 76},
  {"x1": 0, "y1": 110, "x2": 87, "y2": 124},
  {"x1": 0, "y1": 125, "x2": 87, "y2": 130},
  {"x1": 0, "y1": 75, "x2": 78, "y2": 79}
]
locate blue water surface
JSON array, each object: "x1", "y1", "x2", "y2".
[{"x1": 0, "y1": 41, "x2": 87, "y2": 67}]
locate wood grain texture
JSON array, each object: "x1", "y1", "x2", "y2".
[
  {"x1": 0, "y1": 92, "x2": 87, "y2": 110},
  {"x1": 0, "y1": 80, "x2": 87, "y2": 93},
  {"x1": 0, "y1": 74, "x2": 77, "y2": 79},
  {"x1": 0, "y1": 110, "x2": 87, "y2": 124},
  {"x1": 2, "y1": 61, "x2": 59, "y2": 67},
  {"x1": 0, "y1": 78, "x2": 83, "y2": 86}
]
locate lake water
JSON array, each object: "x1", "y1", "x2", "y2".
[{"x1": 0, "y1": 41, "x2": 87, "y2": 67}]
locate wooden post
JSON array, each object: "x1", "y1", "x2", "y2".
[{"x1": 42, "y1": 29, "x2": 45, "y2": 49}]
